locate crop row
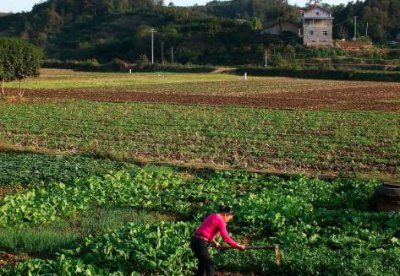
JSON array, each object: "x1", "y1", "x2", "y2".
[
  {"x1": 0, "y1": 101, "x2": 399, "y2": 179},
  {"x1": 0, "y1": 152, "x2": 139, "y2": 187},
  {"x1": 1, "y1": 167, "x2": 400, "y2": 274}
]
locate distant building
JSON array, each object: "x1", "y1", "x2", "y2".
[
  {"x1": 259, "y1": 4, "x2": 334, "y2": 47},
  {"x1": 301, "y1": 4, "x2": 334, "y2": 47},
  {"x1": 260, "y1": 21, "x2": 301, "y2": 36}
]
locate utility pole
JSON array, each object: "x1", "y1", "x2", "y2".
[
  {"x1": 353, "y1": 16, "x2": 357, "y2": 41},
  {"x1": 170, "y1": 47, "x2": 174, "y2": 64},
  {"x1": 264, "y1": 49, "x2": 268, "y2": 68},
  {"x1": 366, "y1": 21, "x2": 369, "y2": 37},
  {"x1": 161, "y1": 42, "x2": 164, "y2": 65},
  {"x1": 151, "y1": 28, "x2": 155, "y2": 64}
]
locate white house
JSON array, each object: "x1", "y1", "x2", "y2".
[{"x1": 302, "y1": 4, "x2": 334, "y2": 47}]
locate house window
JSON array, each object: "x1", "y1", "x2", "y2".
[
  {"x1": 322, "y1": 31, "x2": 328, "y2": 36},
  {"x1": 309, "y1": 30, "x2": 314, "y2": 36},
  {"x1": 316, "y1": 12, "x2": 320, "y2": 16}
]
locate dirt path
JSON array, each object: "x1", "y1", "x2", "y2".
[{"x1": 211, "y1": 67, "x2": 237, "y2": 74}]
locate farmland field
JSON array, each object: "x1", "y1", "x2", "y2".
[
  {"x1": 4, "y1": 69, "x2": 400, "y2": 111},
  {"x1": 1, "y1": 168, "x2": 400, "y2": 275},
  {"x1": 0, "y1": 69, "x2": 400, "y2": 274},
  {"x1": 0, "y1": 101, "x2": 399, "y2": 180}
]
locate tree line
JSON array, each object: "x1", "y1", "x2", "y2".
[
  {"x1": 332, "y1": 0, "x2": 400, "y2": 42},
  {"x1": 0, "y1": 0, "x2": 398, "y2": 66}
]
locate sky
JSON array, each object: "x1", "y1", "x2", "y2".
[{"x1": 0, "y1": 0, "x2": 353, "y2": 13}]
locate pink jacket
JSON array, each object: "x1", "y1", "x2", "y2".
[{"x1": 195, "y1": 213, "x2": 239, "y2": 247}]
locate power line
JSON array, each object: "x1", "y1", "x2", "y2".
[{"x1": 332, "y1": 18, "x2": 352, "y2": 28}]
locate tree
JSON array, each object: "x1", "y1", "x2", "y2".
[
  {"x1": 251, "y1": 16, "x2": 263, "y2": 31},
  {"x1": 135, "y1": 54, "x2": 150, "y2": 68},
  {"x1": 306, "y1": 0, "x2": 322, "y2": 6},
  {"x1": 0, "y1": 38, "x2": 14, "y2": 96},
  {"x1": 0, "y1": 38, "x2": 42, "y2": 96},
  {"x1": 0, "y1": 47, "x2": 5, "y2": 96},
  {"x1": 283, "y1": 44, "x2": 296, "y2": 59}
]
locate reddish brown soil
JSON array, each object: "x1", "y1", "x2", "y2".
[
  {"x1": 0, "y1": 252, "x2": 29, "y2": 268},
  {"x1": 8, "y1": 85, "x2": 400, "y2": 112},
  {"x1": 0, "y1": 187, "x2": 23, "y2": 198}
]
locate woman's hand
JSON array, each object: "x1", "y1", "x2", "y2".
[
  {"x1": 237, "y1": 244, "x2": 246, "y2": 251},
  {"x1": 211, "y1": 239, "x2": 220, "y2": 248}
]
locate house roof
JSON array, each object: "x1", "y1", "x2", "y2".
[
  {"x1": 302, "y1": 4, "x2": 331, "y2": 14},
  {"x1": 303, "y1": 17, "x2": 334, "y2": 20}
]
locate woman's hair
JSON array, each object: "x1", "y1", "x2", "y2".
[{"x1": 219, "y1": 205, "x2": 234, "y2": 214}]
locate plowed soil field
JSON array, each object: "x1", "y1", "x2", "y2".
[{"x1": 8, "y1": 84, "x2": 400, "y2": 112}]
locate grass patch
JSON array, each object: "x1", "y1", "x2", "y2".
[
  {"x1": 0, "y1": 229, "x2": 77, "y2": 257},
  {"x1": 4, "y1": 69, "x2": 236, "y2": 90},
  {"x1": 0, "y1": 208, "x2": 174, "y2": 258}
]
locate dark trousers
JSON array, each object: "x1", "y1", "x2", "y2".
[{"x1": 190, "y1": 236, "x2": 214, "y2": 276}]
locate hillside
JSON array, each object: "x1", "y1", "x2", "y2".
[
  {"x1": 0, "y1": 0, "x2": 399, "y2": 65},
  {"x1": 0, "y1": 1, "x2": 290, "y2": 65}
]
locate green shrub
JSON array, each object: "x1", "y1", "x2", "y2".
[
  {"x1": 387, "y1": 49, "x2": 400, "y2": 59},
  {"x1": 135, "y1": 54, "x2": 150, "y2": 69},
  {"x1": 0, "y1": 37, "x2": 42, "y2": 94}
]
